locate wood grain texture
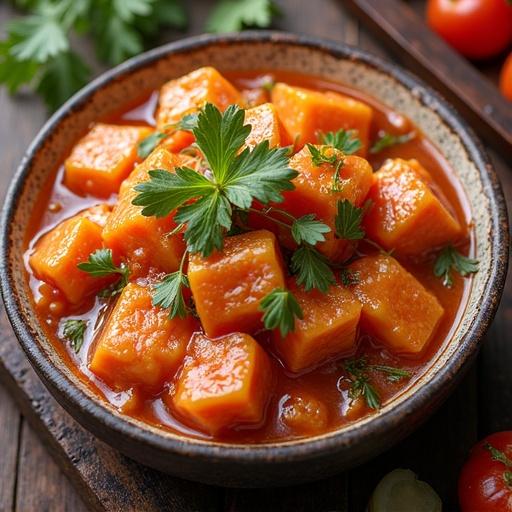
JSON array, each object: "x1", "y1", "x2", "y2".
[
  {"x1": 345, "y1": 0, "x2": 512, "y2": 157},
  {"x1": 15, "y1": 421, "x2": 89, "y2": 512},
  {"x1": 0, "y1": 385, "x2": 21, "y2": 512}
]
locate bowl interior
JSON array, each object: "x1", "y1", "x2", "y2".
[{"x1": 1, "y1": 34, "x2": 505, "y2": 453}]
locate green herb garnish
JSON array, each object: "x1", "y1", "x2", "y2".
[
  {"x1": 78, "y1": 248, "x2": 130, "y2": 296},
  {"x1": 206, "y1": 0, "x2": 280, "y2": 33},
  {"x1": 137, "y1": 113, "x2": 199, "y2": 159},
  {"x1": 344, "y1": 357, "x2": 411, "y2": 409},
  {"x1": 291, "y1": 246, "x2": 336, "y2": 293},
  {"x1": 259, "y1": 287, "x2": 303, "y2": 337},
  {"x1": 335, "y1": 199, "x2": 366, "y2": 240},
  {"x1": 340, "y1": 268, "x2": 360, "y2": 287},
  {"x1": 133, "y1": 103, "x2": 296, "y2": 257},
  {"x1": 152, "y1": 252, "x2": 190, "y2": 319},
  {"x1": 320, "y1": 129, "x2": 362, "y2": 155},
  {"x1": 370, "y1": 131, "x2": 416, "y2": 154},
  {"x1": 291, "y1": 214, "x2": 331, "y2": 246},
  {"x1": 62, "y1": 319, "x2": 87, "y2": 354},
  {"x1": 434, "y1": 245, "x2": 479, "y2": 288}
]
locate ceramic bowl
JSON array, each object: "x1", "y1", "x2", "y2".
[{"x1": 0, "y1": 32, "x2": 508, "y2": 487}]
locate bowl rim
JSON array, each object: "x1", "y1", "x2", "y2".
[{"x1": 0, "y1": 31, "x2": 508, "y2": 464}]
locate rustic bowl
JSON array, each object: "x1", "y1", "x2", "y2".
[{"x1": 0, "y1": 32, "x2": 508, "y2": 487}]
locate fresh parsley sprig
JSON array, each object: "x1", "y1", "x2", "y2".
[
  {"x1": 77, "y1": 248, "x2": 130, "y2": 297},
  {"x1": 344, "y1": 357, "x2": 411, "y2": 409},
  {"x1": 335, "y1": 199, "x2": 367, "y2": 240},
  {"x1": 291, "y1": 246, "x2": 336, "y2": 293},
  {"x1": 433, "y1": 245, "x2": 479, "y2": 288},
  {"x1": 152, "y1": 251, "x2": 190, "y2": 319},
  {"x1": 259, "y1": 287, "x2": 303, "y2": 337},
  {"x1": 62, "y1": 318, "x2": 87, "y2": 354},
  {"x1": 133, "y1": 103, "x2": 297, "y2": 257},
  {"x1": 370, "y1": 131, "x2": 416, "y2": 154},
  {"x1": 137, "y1": 113, "x2": 199, "y2": 159},
  {"x1": 320, "y1": 129, "x2": 362, "y2": 155},
  {"x1": 2, "y1": 1, "x2": 279, "y2": 110}
]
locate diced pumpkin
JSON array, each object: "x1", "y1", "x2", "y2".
[
  {"x1": 244, "y1": 102, "x2": 288, "y2": 149},
  {"x1": 252, "y1": 145, "x2": 373, "y2": 262},
  {"x1": 280, "y1": 392, "x2": 329, "y2": 434},
  {"x1": 160, "y1": 130, "x2": 195, "y2": 153},
  {"x1": 272, "y1": 278, "x2": 362, "y2": 373},
  {"x1": 188, "y1": 230, "x2": 285, "y2": 337},
  {"x1": 271, "y1": 83, "x2": 372, "y2": 154},
  {"x1": 364, "y1": 159, "x2": 462, "y2": 257},
  {"x1": 29, "y1": 205, "x2": 112, "y2": 304},
  {"x1": 102, "y1": 147, "x2": 186, "y2": 274},
  {"x1": 90, "y1": 283, "x2": 196, "y2": 392},
  {"x1": 155, "y1": 67, "x2": 242, "y2": 130},
  {"x1": 171, "y1": 332, "x2": 272, "y2": 435},
  {"x1": 349, "y1": 255, "x2": 444, "y2": 355},
  {"x1": 64, "y1": 123, "x2": 152, "y2": 197}
]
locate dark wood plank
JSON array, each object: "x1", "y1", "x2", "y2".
[
  {"x1": 0, "y1": 308, "x2": 222, "y2": 512},
  {"x1": 345, "y1": 0, "x2": 512, "y2": 158},
  {"x1": 0, "y1": 384, "x2": 21, "y2": 512},
  {"x1": 15, "y1": 421, "x2": 89, "y2": 512}
]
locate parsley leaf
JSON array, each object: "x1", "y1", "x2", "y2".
[
  {"x1": 206, "y1": 0, "x2": 280, "y2": 33},
  {"x1": 153, "y1": 271, "x2": 190, "y2": 319},
  {"x1": 291, "y1": 214, "x2": 331, "y2": 246},
  {"x1": 291, "y1": 245, "x2": 336, "y2": 293},
  {"x1": 77, "y1": 248, "x2": 130, "y2": 295},
  {"x1": 370, "y1": 131, "x2": 416, "y2": 154},
  {"x1": 62, "y1": 319, "x2": 87, "y2": 353},
  {"x1": 344, "y1": 357, "x2": 410, "y2": 409},
  {"x1": 434, "y1": 245, "x2": 479, "y2": 287},
  {"x1": 133, "y1": 167, "x2": 215, "y2": 217},
  {"x1": 134, "y1": 103, "x2": 296, "y2": 257},
  {"x1": 340, "y1": 268, "x2": 360, "y2": 287},
  {"x1": 335, "y1": 199, "x2": 366, "y2": 240},
  {"x1": 259, "y1": 287, "x2": 303, "y2": 337},
  {"x1": 137, "y1": 110, "x2": 198, "y2": 159},
  {"x1": 320, "y1": 129, "x2": 362, "y2": 155},
  {"x1": 137, "y1": 132, "x2": 169, "y2": 159},
  {"x1": 307, "y1": 144, "x2": 339, "y2": 167},
  {"x1": 36, "y1": 51, "x2": 90, "y2": 111}
]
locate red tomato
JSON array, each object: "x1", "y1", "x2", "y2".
[
  {"x1": 500, "y1": 53, "x2": 512, "y2": 100},
  {"x1": 426, "y1": 0, "x2": 512, "y2": 59},
  {"x1": 459, "y1": 431, "x2": 512, "y2": 512}
]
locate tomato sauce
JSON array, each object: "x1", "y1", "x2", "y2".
[{"x1": 24, "y1": 70, "x2": 473, "y2": 443}]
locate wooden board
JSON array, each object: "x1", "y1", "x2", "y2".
[{"x1": 0, "y1": 0, "x2": 510, "y2": 510}]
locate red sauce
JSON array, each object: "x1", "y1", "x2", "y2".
[{"x1": 24, "y1": 70, "x2": 473, "y2": 443}]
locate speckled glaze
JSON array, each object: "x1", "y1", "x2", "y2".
[{"x1": 0, "y1": 32, "x2": 508, "y2": 487}]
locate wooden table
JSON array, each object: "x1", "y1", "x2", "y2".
[{"x1": 0, "y1": 1, "x2": 510, "y2": 510}]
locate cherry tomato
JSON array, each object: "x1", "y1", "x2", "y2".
[
  {"x1": 500, "y1": 53, "x2": 512, "y2": 100},
  {"x1": 459, "y1": 431, "x2": 512, "y2": 512},
  {"x1": 426, "y1": 0, "x2": 512, "y2": 59}
]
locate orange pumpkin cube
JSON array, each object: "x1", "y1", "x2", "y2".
[
  {"x1": 280, "y1": 145, "x2": 372, "y2": 261},
  {"x1": 244, "y1": 102, "x2": 287, "y2": 149},
  {"x1": 271, "y1": 83, "x2": 372, "y2": 154},
  {"x1": 364, "y1": 159, "x2": 462, "y2": 257},
  {"x1": 102, "y1": 148, "x2": 186, "y2": 273},
  {"x1": 349, "y1": 255, "x2": 444, "y2": 355},
  {"x1": 64, "y1": 123, "x2": 152, "y2": 197},
  {"x1": 29, "y1": 205, "x2": 112, "y2": 304},
  {"x1": 156, "y1": 67, "x2": 242, "y2": 130},
  {"x1": 272, "y1": 279, "x2": 362, "y2": 373},
  {"x1": 188, "y1": 230, "x2": 285, "y2": 337},
  {"x1": 171, "y1": 332, "x2": 272, "y2": 435},
  {"x1": 90, "y1": 283, "x2": 197, "y2": 392}
]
